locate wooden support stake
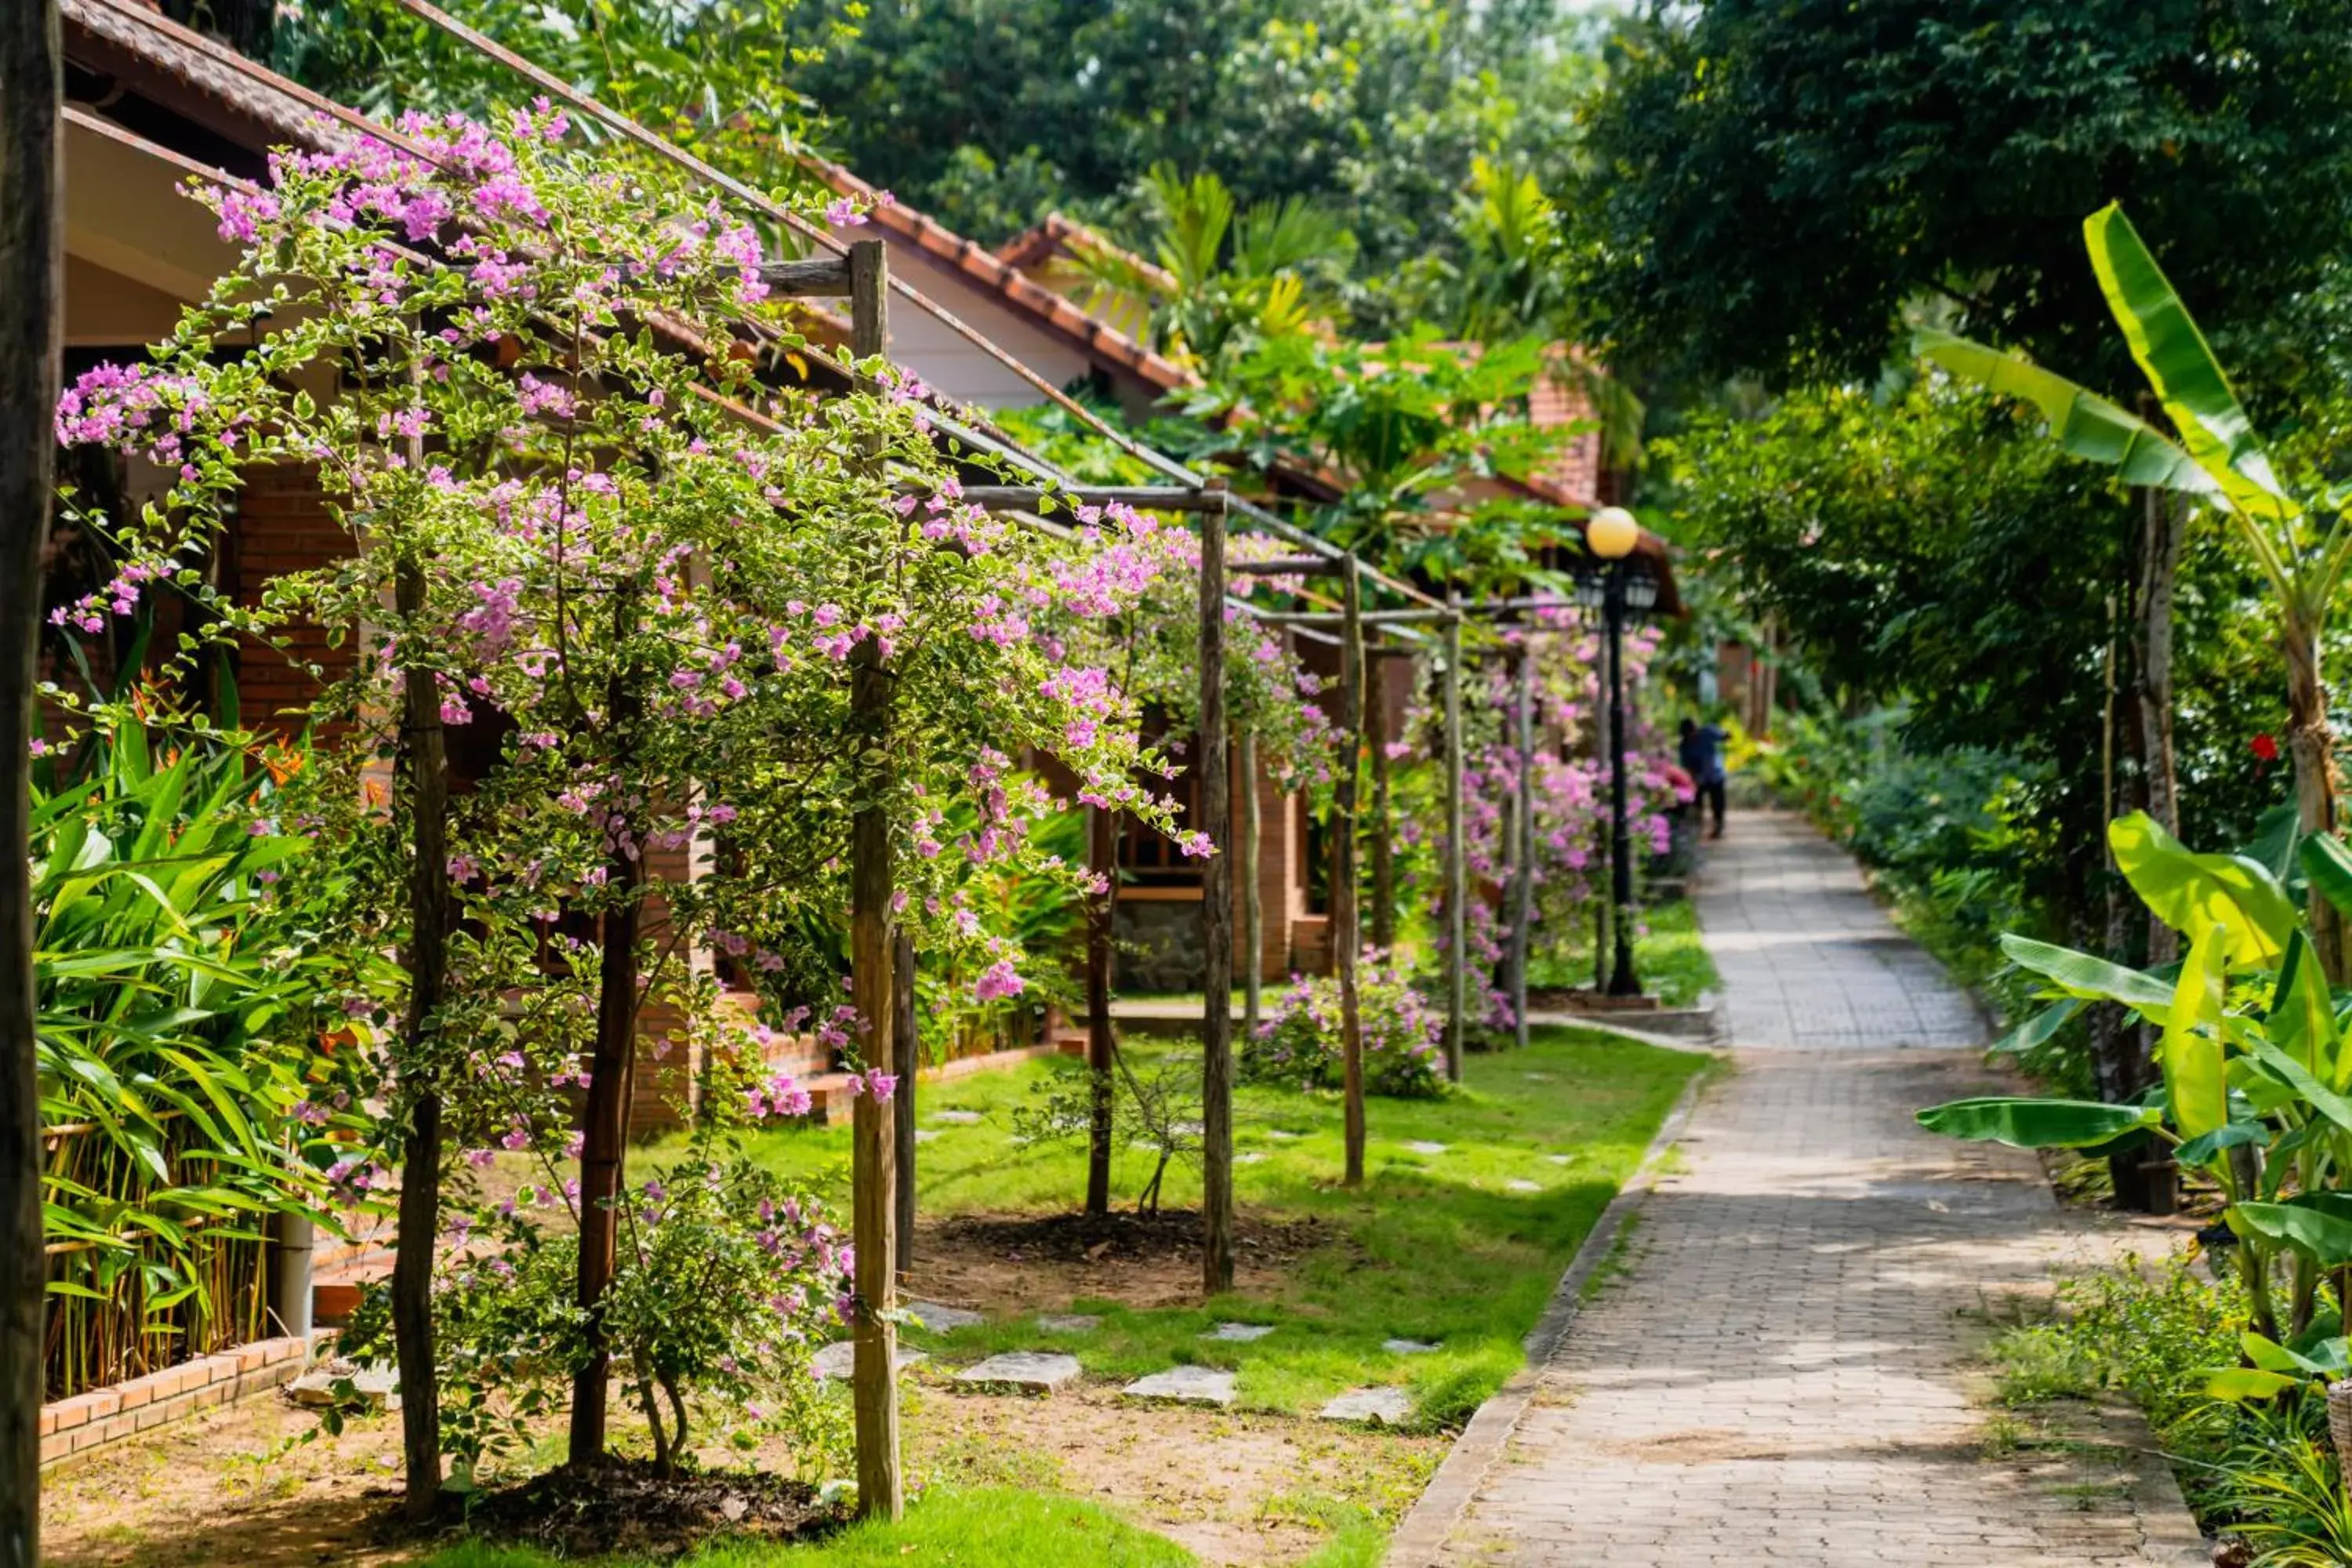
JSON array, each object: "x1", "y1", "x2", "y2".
[
  {"x1": 1084, "y1": 805, "x2": 1116, "y2": 1218},
  {"x1": 911, "y1": 484, "x2": 1232, "y2": 515},
  {"x1": 1200, "y1": 493, "x2": 1236, "y2": 1296},
  {"x1": 1367, "y1": 648, "x2": 1395, "y2": 952},
  {"x1": 1336, "y1": 555, "x2": 1367, "y2": 1188},
  {"x1": 1443, "y1": 605, "x2": 1467, "y2": 1085},
  {"x1": 759, "y1": 254, "x2": 856, "y2": 296},
  {"x1": 1240, "y1": 729, "x2": 1263, "y2": 1047},
  {"x1": 892, "y1": 929, "x2": 916, "y2": 1278},
  {"x1": 1509, "y1": 645, "x2": 1536, "y2": 1051},
  {"x1": 845, "y1": 238, "x2": 902, "y2": 1522},
  {"x1": 1229, "y1": 556, "x2": 1341, "y2": 577}
]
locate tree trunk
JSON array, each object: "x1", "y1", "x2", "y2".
[
  {"x1": 2286, "y1": 616, "x2": 2345, "y2": 982},
  {"x1": 1198, "y1": 499, "x2": 1234, "y2": 1297},
  {"x1": 568, "y1": 669, "x2": 641, "y2": 1469},
  {"x1": 390, "y1": 560, "x2": 452, "y2": 1515},
  {"x1": 1367, "y1": 652, "x2": 1394, "y2": 952},
  {"x1": 1335, "y1": 557, "x2": 1366, "y2": 1189},
  {"x1": 1084, "y1": 806, "x2": 1116, "y2": 1218},
  {"x1": 0, "y1": 8, "x2": 59, "y2": 1559},
  {"x1": 892, "y1": 930, "x2": 916, "y2": 1278},
  {"x1": 1509, "y1": 648, "x2": 1537, "y2": 1036}
]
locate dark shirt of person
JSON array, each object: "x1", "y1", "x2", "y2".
[{"x1": 1678, "y1": 720, "x2": 1726, "y2": 786}]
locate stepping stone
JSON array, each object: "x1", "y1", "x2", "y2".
[
  {"x1": 1546, "y1": 1155, "x2": 1572, "y2": 1166},
  {"x1": 1122, "y1": 1366, "x2": 1236, "y2": 1406},
  {"x1": 1406, "y1": 1141, "x2": 1448, "y2": 1156},
  {"x1": 1265, "y1": 1130, "x2": 1303, "y2": 1141},
  {"x1": 929, "y1": 1110, "x2": 982, "y2": 1125},
  {"x1": 289, "y1": 1359, "x2": 400, "y2": 1411},
  {"x1": 1523, "y1": 1072, "x2": 1555, "y2": 1082},
  {"x1": 1506, "y1": 1179, "x2": 1542, "y2": 1193},
  {"x1": 1202, "y1": 1322, "x2": 1274, "y2": 1342},
  {"x1": 1036, "y1": 1313, "x2": 1100, "y2": 1333},
  {"x1": 811, "y1": 1341, "x2": 927, "y2": 1380},
  {"x1": 1173, "y1": 1120, "x2": 1204, "y2": 1137},
  {"x1": 914, "y1": 1129, "x2": 940, "y2": 1144},
  {"x1": 1383, "y1": 1338, "x2": 1440, "y2": 1355},
  {"x1": 1239, "y1": 1151, "x2": 1267, "y2": 1164},
  {"x1": 954, "y1": 1351, "x2": 1081, "y2": 1393},
  {"x1": 906, "y1": 1300, "x2": 985, "y2": 1332},
  {"x1": 1320, "y1": 1386, "x2": 1413, "y2": 1425}
]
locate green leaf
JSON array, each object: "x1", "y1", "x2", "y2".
[
  {"x1": 2083, "y1": 204, "x2": 2297, "y2": 524},
  {"x1": 1915, "y1": 328, "x2": 2218, "y2": 498},
  {"x1": 2269, "y1": 931, "x2": 2339, "y2": 1081},
  {"x1": 2174, "y1": 1121, "x2": 2267, "y2": 1167},
  {"x1": 2205, "y1": 1367, "x2": 2305, "y2": 1402},
  {"x1": 1988, "y1": 997, "x2": 2082, "y2": 1058},
  {"x1": 1915, "y1": 1097, "x2": 2158, "y2": 1149},
  {"x1": 2111, "y1": 811, "x2": 2296, "y2": 964},
  {"x1": 2245, "y1": 1039, "x2": 2352, "y2": 1135},
  {"x1": 2234, "y1": 1197, "x2": 2352, "y2": 1266},
  {"x1": 1999, "y1": 935, "x2": 2173, "y2": 1018},
  {"x1": 2301, "y1": 834, "x2": 2352, "y2": 923},
  {"x1": 2161, "y1": 924, "x2": 2229, "y2": 1142}
]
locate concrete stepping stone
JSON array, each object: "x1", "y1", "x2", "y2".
[
  {"x1": 1506, "y1": 1179, "x2": 1542, "y2": 1193},
  {"x1": 1406, "y1": 1141, "x2": 1448, "y2": 1156},
  {"x1": 1265, "y1": 1129, "x2": 1304, "y2": 1141},
  {"x1": 1239, "y1": 1151, "x2": 1266, "y2": 1164},
  {"x1": 929, "y1": 1109, "x2": 982, "y2": 1125},
  {"x1": 906, "y1": 1300, "x2": 985, "y2": 1332},
  {"x1": 1545, "y1": 1154, "x2": 1572, "y2": 1165},
  {"x1": 1122, "y1": 1366, "x2": 1236, "y2": 1406},
  {"x1": 1383, "y1": 1338, "x2": 1440, "y2": 1355},
  {"x1": 811, "y1": 1341, "x2": 927, "y2": 1380},
  {"x1": 914, "y1": 1129, "x2": 940, "y2": 1144},
  {"x1": 1202, "y1": 1322, "x2": 1274, "y2": 1342},
  {"x1": 1320, "y1": 1386, "x2": 1413, "y2": 1425},
  {"x1": 1523, "y1": 1072, "x2": 1555, "y2": 1082},
  {"x1": 289, "y1": 1359, "x2": 400, "y2": 1411},
  {"x1": 954, "y1": 1351, "x2": 1081, "y2": 1393},
  {"x1": 1036, "y1": 1313, "x2": 1100, "y2": 1333}
]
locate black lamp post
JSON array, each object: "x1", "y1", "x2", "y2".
[{"x1": 1574, "y1": 506, "x2": 1658, "y2": 998}]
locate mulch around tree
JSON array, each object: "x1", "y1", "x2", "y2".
[{"x1": 419, "y1": 1461, "x2": 839, "y2": 1559}]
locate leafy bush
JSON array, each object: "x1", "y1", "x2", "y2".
[{"x1": 1243, "y1": 956, "x2": 1446, "y2": 1099}]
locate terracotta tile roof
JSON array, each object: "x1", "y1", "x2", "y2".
[
  {"x1": 996, "y1": 212, "x2": 1178, "y2": 297},
  {"x1": 804, "y1": 157, "x2": 1197, "y2": 396},
  {"x1": 64, "y1": 0, "x2": 357, "y2": 155}
]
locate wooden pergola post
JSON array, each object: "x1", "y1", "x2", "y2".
[
  {"x1": 1367, "y1": 648, "x2": 1394, "y2": 952},
  {"x1": 1084, "y1": 805, "x2": 1116, "y2": 1218},
  {"x1": 1336, "y1": 555, "x2": 1367, "y2": 1188},
  {"x1": 845, "y1": 238, "x2": 902, "y2": 1521},
  {"x1": 1240, "y1": 729, "x2": 1262, "y2": 1047},
  {"x1": 892, "y1": 931, "x2": 916, "y2": 1277},
  {"x1": 1443, "y1": 603, "x2": 1467, "y2": 1084},
  {"x1": 1199, "y1": 487, "x2": 1236, "y2": 1295},
  {"x1": 1508, "y1": 643, "x2": 1535, "y2": 1051}
]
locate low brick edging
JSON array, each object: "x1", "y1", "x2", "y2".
[{"x1": 39, "y1": 1334, "x2": 312, "y2": 1468}]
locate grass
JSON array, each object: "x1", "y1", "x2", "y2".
[
  {"x1": 420, "y1": 1486, "x2": 1199, "y2": 1566},
  {"x1": 1525, "y1": 898, "x2": 1720, "y2": 1008},
  {"x1": 727, "y1": 1025, "x2": 1704, "y2": 1428}
]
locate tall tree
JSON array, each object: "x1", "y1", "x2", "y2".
[
  {"x1": 1573, "y1": 0, "x2": 2352, "y2": 390},
  {"x1": 1, "y1": 2, "x2": 62, "y2": 1560}
]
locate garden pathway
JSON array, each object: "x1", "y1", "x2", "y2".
[{"x1": 1399, "y1": 809, "x2": 2207, "y2": 1566}]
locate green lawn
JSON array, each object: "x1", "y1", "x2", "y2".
[
  {"x1": 1526, "y1": 897, "x2": 1720, "y2": 1008},
  {"x1": 735, "y1": 1025, "x2": 1705, "y2": 1428}
]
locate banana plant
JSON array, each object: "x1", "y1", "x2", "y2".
[
  {"x1": 1921, "y1": 811, "x2": 2352, "y2": 1352},
  {"x1": 1917, "y1": 204, "x2": 2352, "y2": 979}
]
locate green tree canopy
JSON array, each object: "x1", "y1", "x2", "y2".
[{"x1": 1572, "y1": 0, "x2": 2352, "y2": 388}]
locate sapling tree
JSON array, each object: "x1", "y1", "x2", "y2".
[{"x1": 52, "y1": 108, "x2": 1191, "y2": 1500}]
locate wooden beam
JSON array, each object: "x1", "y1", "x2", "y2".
[
  {"x1": 892, "y1": 929, "x2": 916, "y2": 1278},
  {"x1": 846, "y1": 238, "x2": 903, "y2": 1523},
  {"x1": 1367, "y1": 652, "x2": 1395, "y2": 951},
  {"x1": 1336, "y1": 555, "x2": 1367, "y2": 1189},
  {"x1": 1250, "y1": 608, "x2": 1454, "y2": 628},
  {"x1": 1443, "y1": 603, "x2": 1467, "y2": 1085},
  {"x1": 760, "y1": 254, "x2": 855, "y2": 296},
  {"x1": 1240, "y1": 731, "x2": 1263, "y2": 1048},
  {"x1": 913, "y1": 485, "x2": 1232, "y2": 515},
  {"x1": 1229, "y1": 556, "x2": 1341, "y2": 577},
  {"x1": 1199, "y1": 494, "x2": 1236, "y2": 1295},
  {"x1": 1085, "y1": 807, "x2": 1116, "y2": 1218}
]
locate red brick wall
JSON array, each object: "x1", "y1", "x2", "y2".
[{"x1": 229, "y1": 466, "x2": 359, "y2": 737}]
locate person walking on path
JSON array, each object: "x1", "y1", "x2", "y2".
[{"x1": 1678, "y1": 717, "x2": 1727, "y2": 837}]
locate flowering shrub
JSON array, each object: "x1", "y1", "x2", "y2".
[{"x1": 1243, "y1": 953, "x2": 1446, "y2": 1098}]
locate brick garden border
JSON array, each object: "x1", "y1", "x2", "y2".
[
  {"x1": 1383, "y1": 1058, "x2": 1713, "y2": 1566},
  {"x1": 39, "y1": 1334, "x2": 313, "y2": 1468}
]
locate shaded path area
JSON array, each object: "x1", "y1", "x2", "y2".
[{"x1": 1406, "y1": 810, "x2": 2205, "y2": 1566}]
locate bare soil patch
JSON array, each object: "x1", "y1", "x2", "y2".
[
  {"x1": 459, "y1": 1461, "x2": 835, "y2": 1559},
  {"x1": 916, "y1": 1210, "x2": 1340, "y2": 1312}
]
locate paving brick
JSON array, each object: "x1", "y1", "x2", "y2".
[{"x1": 1424, "y1": 811, "x2": 2208, "y2": 1567}]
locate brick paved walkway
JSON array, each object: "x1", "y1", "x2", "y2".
[{"x1": 1406, "y1": 811, "x2": 2206, "y2": 1567}]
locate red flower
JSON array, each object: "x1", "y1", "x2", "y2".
[{"x1": 2253, "y1": 733, "x2": 2281, "y2": 762}]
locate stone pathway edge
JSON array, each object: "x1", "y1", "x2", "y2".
[{"x1": 1382, "y1": 1058, "x2": 1713, "y2": 1568}]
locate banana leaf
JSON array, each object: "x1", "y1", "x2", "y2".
[
  {"x1": 2111, "y1": 811, "x2": 2296, "y2": 964},
  {"x1": 1999, "y1": 934, "x2": 2173, "y2": 1018},
  {"x1": 1916, "y1": 1097, "x2": 2158, "y2": 1149}
]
